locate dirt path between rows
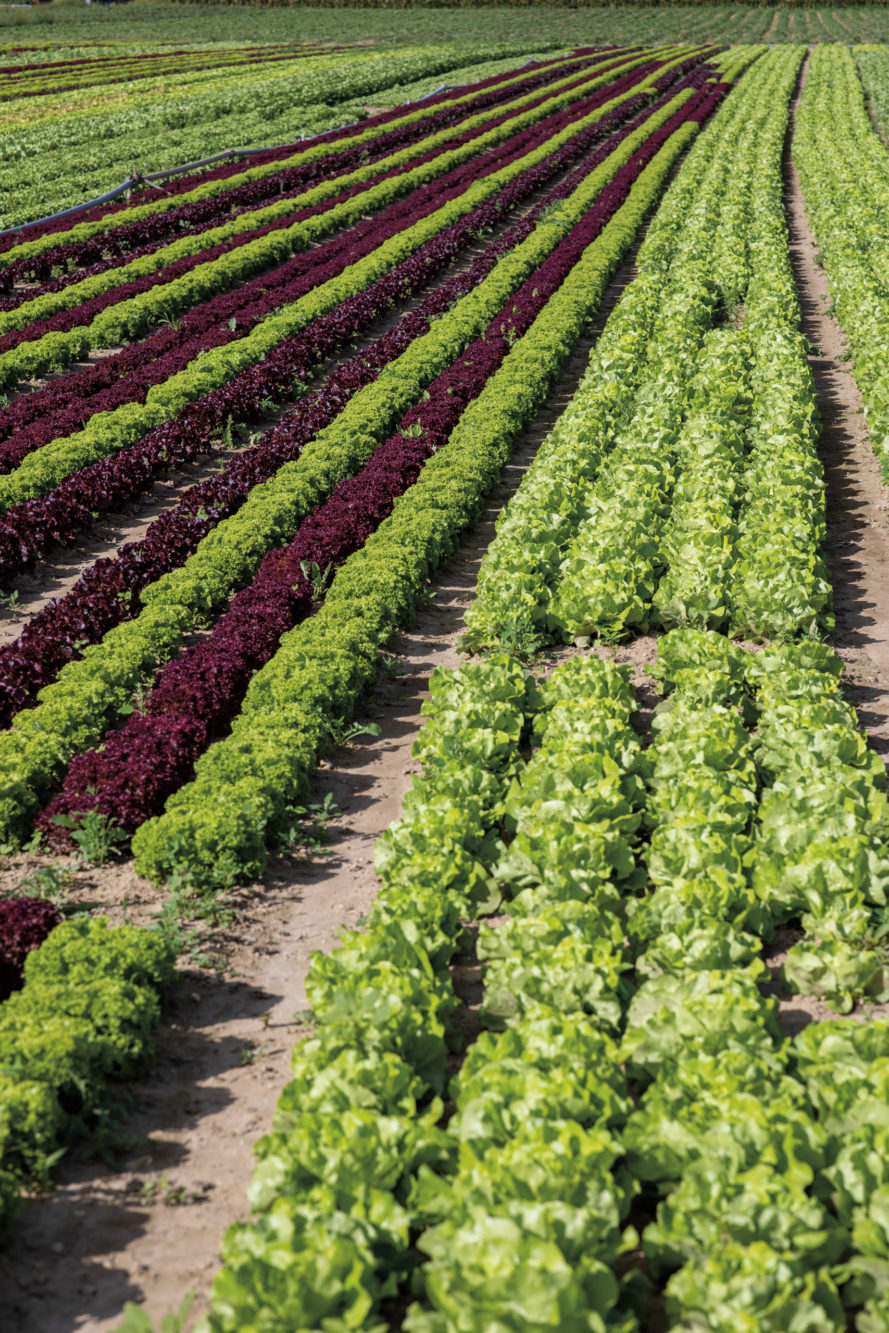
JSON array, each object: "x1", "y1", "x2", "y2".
[
  {"x1": 783, "y1": 54, "x2": 889, "y2": 758},
  {"x1": 0, "y1": 218, "x2": 645, "y2": 1333},
  {"x1": 755, "y1": 53, "x2": 889, "y2": 1032}
]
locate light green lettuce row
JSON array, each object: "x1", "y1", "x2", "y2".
[
  {"x1": 551, "y1": 286, "x2": 723, "y2": 641},
  {"x1": 188, "y1": 656, "x2": 533, "y2": 1332},
  {"x1": 403, "y1": 655, "x2": 641, "y2": 1333},
  {"x1": 652, "y1": 330, "x2": 750, "y2": 629},
  {"x1": 747, "y1": 643, "x2": 889, "y2": 1014},
  {"x1": 727, "y1": 48, "x2": 830, "y2": 641},
  {"x1": 795, "y1": 45, "x2": 889, "y2": 472}
]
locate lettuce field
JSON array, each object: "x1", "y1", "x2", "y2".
[{"x1": 4, "y1": 27, "x2": 889, "y2": 1333}]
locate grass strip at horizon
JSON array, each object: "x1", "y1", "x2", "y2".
[
  {"x1": 796, "y1": 44, "x2": 889, "y2": 479},
  {"x1": 461, "y1": 44, "x2": 829, "y2": 652}
]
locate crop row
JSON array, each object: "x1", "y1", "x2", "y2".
[
  {"x1": 855, "y1": 42, "x2": 889, "y2": 140},
  {"x1": 463, "y1": 44, "x2": 828, "y2": 653},
  {"x1": 0, "y1": 909, "x2": 175, "y2": 1229},
  {"x1": 187, "y1": 625, "x2": 889, "y2": 1330},
  {"x1": 795, "y1": 45, "x2": 889, "y2": 475}
]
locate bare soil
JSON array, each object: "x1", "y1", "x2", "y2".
[
  {"x1": 764, "y1": 55, "x2": 889, "y2": 1035},
  {"x1": 785, "y1": 62, "x2": 889, "y2": 757}
]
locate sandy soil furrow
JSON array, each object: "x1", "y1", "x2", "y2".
[
  {"x1": 784, "y1": 56, "x2": 889, "y2": 755},
  {"x1": 757, "y1": 52, "x2": 889, "y2": 1033}
]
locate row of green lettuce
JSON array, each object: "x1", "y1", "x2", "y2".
[
  {"x1": 176, "y1": 629, "x2": 889, "y2": 1332},
  {"x1": 0, "y1": 917, "x2": 175, "y2": 1230},
  {"x1": 795, "y1": 44, "x2": 889, "y2": 478},
  {"x1": 462, "y1": 41, "x2": 830, "y2": 653}
]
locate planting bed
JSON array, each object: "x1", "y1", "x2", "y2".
[{"x1": 4, "y1": 31, "x2": 889, "y2": 1333}]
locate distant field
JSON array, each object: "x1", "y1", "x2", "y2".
[{"x1": 3, "y1": 4, "x2": 889, "y2": 48}]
